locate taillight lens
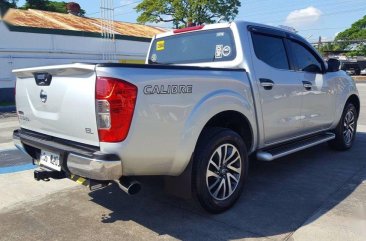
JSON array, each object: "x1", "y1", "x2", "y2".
[{"x1": 96, "y1": 76, "x2": 137, "y2": 142}]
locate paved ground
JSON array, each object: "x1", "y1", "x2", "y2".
[
  {"x1": 0, "y1": 112, "x2": 17, "y2": 149},
  {"x1": 0, "y1": 84, "x2": 365, "y2": 241}
]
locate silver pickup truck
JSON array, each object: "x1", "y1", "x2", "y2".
[{"x1": 13, "y1": 21, "x2": 360, "y2": 213}]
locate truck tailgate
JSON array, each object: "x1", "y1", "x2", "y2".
[{"x1": 14, "y1": 64, "x2": 99, "y2": 146}]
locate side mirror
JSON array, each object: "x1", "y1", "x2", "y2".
[{"x1": 327, "y1": 58, "x2": 340, "y2": 72}]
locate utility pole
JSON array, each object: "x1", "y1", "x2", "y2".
[
  {"x1": 318, "y1": 36, "x2": 322, "y2": 51},
  {"x1": 100, "y1": 0, "x2": 116, "y2": 62}
]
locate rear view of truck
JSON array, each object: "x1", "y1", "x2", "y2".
[{"x1": 13, "y1": 63, "x2": 141, "y2": 191}]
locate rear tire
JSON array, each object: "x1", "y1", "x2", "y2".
[
  {"x1": 328, "y1": 102, "x2": 358, "y2": 150},
  {"x1": 193, "y1": 128, "x2": 248, "y2": 213}
]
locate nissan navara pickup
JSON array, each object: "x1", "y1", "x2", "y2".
[{"x1": 13, "y1": 21, "x2": 360, "y2": 213}]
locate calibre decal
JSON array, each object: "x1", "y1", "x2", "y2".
[
  {"x1": 152, "y1": 85, "x2": 160, "y2": 94},
  {"x1": 179, "y1": 85, "x2": 187, "y2": 93},
  {"x1": 143, "y1": 85, "x2": 152, "y2": 95},
  {"x1": 171, "y1": 85, "x2": 178, "y2": 94},
  {"x1": 143, "y1": 85, "x2": 193, "y2": 95}
]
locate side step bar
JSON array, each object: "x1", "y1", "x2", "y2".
[{"x1": 256, "y1": 132, "x2": 335, "y2": 161}]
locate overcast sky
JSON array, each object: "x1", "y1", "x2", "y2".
[{"x1": 16, "y1": 0, "x2": 366, "y2": 43}]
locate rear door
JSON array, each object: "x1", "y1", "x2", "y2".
[
  {"x1": 250, "y1": 30, "x2": 304, "y2": 145},
  {"x1": 14, "y1": 64, "x2": 99, "y2": 146}
]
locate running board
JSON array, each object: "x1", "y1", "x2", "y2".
[{"x1": 256, "y1": 132, "x2": 335, "y2": 161}]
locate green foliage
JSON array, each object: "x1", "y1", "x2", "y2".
[
  {"x1": 135, "y1": 0, "x2": 241, "y2": 28},
  {"x1": 336, "y1": 15, "x2": 366, "y2": 41},
  {"x1": 0, "y1": 0, "x2": 18, "y2": 15},
  {"x1": 21, "y1": 0, "x2": 85, "y2": 15},
  {"x1": 23, "y1": 0, "x2": 51, "y2": 11},
  {"x1": 335, "y1": 15, "x2": 366, "y2": 56}
]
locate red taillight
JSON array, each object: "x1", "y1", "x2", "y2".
[
  {"x1": 173, "y1": 25, "x2": 204, "y2": 34},
  {"x1": 96, "y1": 76, "x2": 137, "y2": 142}
]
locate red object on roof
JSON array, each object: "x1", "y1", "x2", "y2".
[
  {"x1": 173, "y1": 25, "x2": 204, "y2": 34},
  {"x1": 66, "y1": 2, "x2": 81, "y2": 15}
]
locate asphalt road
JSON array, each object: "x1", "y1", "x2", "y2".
[{"x1": 0, "y1": 84, "x2": 365, "y2": 241}]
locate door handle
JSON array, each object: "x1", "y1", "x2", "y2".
[
  {"x1": 302, "y1": 81, "x2": 312, "y2": 90},
  {"x1": 259, "y1": 78, "x2": 274, "y2": 90}
]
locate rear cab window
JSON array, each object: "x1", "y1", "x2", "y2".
[
  {"x1": 148, "y1": 28, "x2": 236, "y2": 64},
  {"x1": 251, "y1": 32, "x2": 290, "y2": 70}
]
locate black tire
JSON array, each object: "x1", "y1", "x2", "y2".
[
  {"x1": 193, "y1": 127, "x2": 248, "y2": 213},
  {"x1": 328, "y1": 102, "x2": 358, "y2": 150}
]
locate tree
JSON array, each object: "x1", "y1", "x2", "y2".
[
  {"x1": 22, "y1": 0, "x2": 85, "y2": 15},
  {"x1": 23, "y1": 0, "x2": 49, "y2": 11},
  {"x1": 0, "y1": 0, "x2": 18, "y2": 15},
  {"x1": 335, "y1": 15, "x2": 366, "y2": 56},
  {"x1": 135, "y1": 0, "x2": 241, "y2": 28}
]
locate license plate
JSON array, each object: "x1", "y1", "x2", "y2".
[{"x1": 40, "y1": 150, "x2": 61, "y2": 171}]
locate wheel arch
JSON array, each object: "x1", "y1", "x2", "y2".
[
  {"x1": 197, "y1": 110, "x2": 254, "y2": 152},
  {"x1": 347, "y1": 94, "x2": 360, "y2": 116},
  {"x1": 172, "y1": 90, "x2": 257, "y2": 177}
]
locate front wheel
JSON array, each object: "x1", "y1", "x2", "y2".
[
  {"x1": 328, "y1": 102, "x2": 358, "y2": 150},
  {"x1": 193, "y1": 128, "x2": 248, "y2": 213}
]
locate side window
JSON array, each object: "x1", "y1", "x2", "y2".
[
  {"x1": 290, "y1": 41, "x2": 323, "y2": 73},
  {"x1": 251, "y1": 33, "x2": 290, "y2": 70}
]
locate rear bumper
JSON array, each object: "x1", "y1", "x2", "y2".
[{"x1": 13, "y1": 129, "x2": 122, "y2": 181}]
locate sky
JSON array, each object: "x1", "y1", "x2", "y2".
[{"x1": 16, "y1": 0, "x2": 366, "y2": 43}]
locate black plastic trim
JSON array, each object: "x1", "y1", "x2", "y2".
[
  {"x1": 248, "y1": 25, "x2": 287, "y2": 38},
  {"x1": 96, "y1": 63, "x2": 246, "y2": 72},
  {"x1": 14, "y1": 129, "x2": 120, "y2": 162}
]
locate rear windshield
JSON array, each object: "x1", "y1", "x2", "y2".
[{"x1": 148, "y1": 28, "x2": 236, "y2": 64}]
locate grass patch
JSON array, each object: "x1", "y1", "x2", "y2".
[{"x1": 0, "y1": 102, "x2": 15, "y2": 107}]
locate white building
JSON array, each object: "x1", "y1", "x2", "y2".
[{"x1": 0, "y1": 8, "x2": 164, "y2": 102}]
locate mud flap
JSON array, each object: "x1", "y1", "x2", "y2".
[{"x1": 164, "y1": 156, "x2": 193, "y2": 199}]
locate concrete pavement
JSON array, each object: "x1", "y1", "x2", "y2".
[
  {"x1": 0, "y1": 132, "x2": 365, "y2": 241},
  {"x1": 0, "y1": 113, "x2": 17, "y2": 149}
]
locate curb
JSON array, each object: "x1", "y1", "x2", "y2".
[
  {"x1": 0, "y1": 106, "x2": 16, "y2": 113},
  {"x1": 355, "y1": 80, "x2": 366, "y2": 84}
]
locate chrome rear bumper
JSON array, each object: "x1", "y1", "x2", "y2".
[
  {"x1": 13, "y1": 129, "x2": 122, "y2": 181},
  {"x1": 67, "y1": 153, "x2": 122, "y2": 180}
]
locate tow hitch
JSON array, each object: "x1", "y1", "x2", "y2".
[
  {"x1": 34, "y1": 169, "x2": 110, "y2": 191},
  {"x1": 33, "y1": 170, "x2": 140, "y2": 195},
  {"x1": 34, "y1": 169, "x2": 65, "y2": 181}
]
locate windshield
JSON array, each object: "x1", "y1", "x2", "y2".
[{"x1": 148, "y1": 28, "x2": 236, "y2": 64}]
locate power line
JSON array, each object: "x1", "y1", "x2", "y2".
[
  {"x1": 87, "y1": 0, "x2": 141, "y2": 16},
  {"x1": 259, "y1": 7, "x2": 366, "y2": 25},
  {"x1": 241, "y1": 0, "x2": 364, "y2": 16},
  {"x1": 298, "y1": 27, "x2": 349, "y2": 31}
]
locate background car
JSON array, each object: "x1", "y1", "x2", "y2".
[{"x1": 340, "y1": 61, "x2": 361, "y2": 75}]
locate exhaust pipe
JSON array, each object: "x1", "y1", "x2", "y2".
[{"x1": 114, "y1": 178, "x2": 141, "y2": 195}]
